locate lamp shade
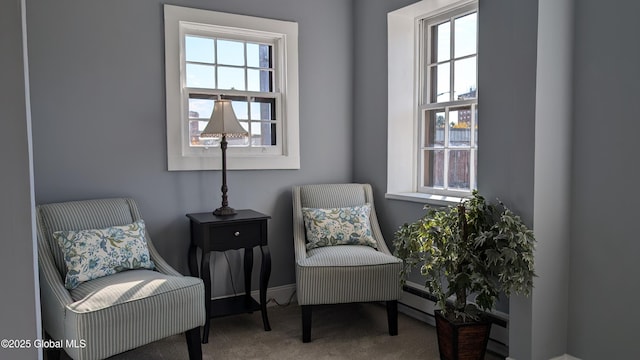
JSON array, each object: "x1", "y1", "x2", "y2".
[{"x1": 200, "y1": 99, "x2": 248, "y2": 138}]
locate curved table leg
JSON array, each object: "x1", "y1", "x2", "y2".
[
  {"x1": 188, "y1": 243, "x2": 199, "y2": 277},
  {"x1": 244, "y1": 247, "x2": 254, "y2": 309},
  {"x1": 260, "y1": 245, "x2": 272, "y2": 331},
  {"x1": 201, "y1": 251, "x2": 212, "y2": 344}
]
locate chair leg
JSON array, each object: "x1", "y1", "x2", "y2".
[
  {"x1": 387, "y1": 300, "x2": 398, "y2": 336},
  {"x1": 185, "y1": 327, "x2": 202, "y2": 360},
  {"x1": 43, "y1": 332, "x2": 61, "y2": 360},
  {"x1": 44, "y1": 347, "x2": 61, "y2": 360},
  {"x1": 301, "y1": 305, "x2": 312, "y2": 343}
]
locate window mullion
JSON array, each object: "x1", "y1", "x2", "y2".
[
  {"x1": 443, "y1": 107, "x2": 450, "y2": 190},
  {"x1": 421, "y1": 97, "x2": 476, "y2": 111},
  {"x1": 243, "y1": 42, "x2": 248, "y2": 93},
  {"x1": 418, "y1": 109, "x2": 426, "y2": 190},
  {"x1": 470, "y1": 103, "x2": 476, "y2": 148},
  {"x1": 433, "y1": 54, "x2": 475, "y2": 66},
  {"x1": 449, "y1": 16, "x2": 455, "y2": 102},
  {"x1": 470, "y1": 103, "x2": 476, "y2": 189},
  {"x1": 213, "y1": 39, "x2": 219, "y2": 89},
  {"x1": 422, "y1": 20, "x2": 430, "y2": 105},
  {"x1": 247, "y1": 95, "x2": 253, "y2": 148}
]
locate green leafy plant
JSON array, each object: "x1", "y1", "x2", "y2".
[{"x1": 393, "y1": 190, "x2": 535, "y2": 322}]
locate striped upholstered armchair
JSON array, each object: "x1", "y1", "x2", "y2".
[
  {"x1": 292, "y1": 183, "x2": 402, "y2": 342},
  {"x1": 36, "y1": 198, "x2": 205, "y2": 360}
]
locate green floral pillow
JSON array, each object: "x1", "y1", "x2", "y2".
[
  {"x1": 301, "y1": 204, "x2": 378, "y2": 250},
  {"x1": 53, "y1": 220, "x2": 155, "y2": 289}
]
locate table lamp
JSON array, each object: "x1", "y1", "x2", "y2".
[{"x1": 200, "y1": 99, "x2": 248, "y2": 216}]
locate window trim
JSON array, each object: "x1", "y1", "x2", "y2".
[
  {"x1": 164, "y1": 5, "x2": 300, "y2": 171},
  {"x1": 386, "y1": 0, "x2": 477, "y2": 204},
  {"x1": 417, "y1": 102, "x2": 477, "y2": 195}
]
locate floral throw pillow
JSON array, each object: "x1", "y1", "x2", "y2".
[
  {"x1": 53, "y1": 220, "x2": 155, "y2": 289},
  {"x1": 301, "y1": 204, "x2": 378, "y2": 250}
]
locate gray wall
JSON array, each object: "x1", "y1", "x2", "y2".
[
  {"x1": 27, "y1": 0, "x2": 353, "y2": 295},
  {"x1": 0, "y1": 0, "x2": 41, "y2": 359},
  {"x1": 353, "y1": 0, "x2": 539, "y2": 357},
  {"x1": 352, "y1": 0, "x2": 424, "y2": 239},
  {"x1": 352, "y1": 0, "x2": 538, "y2": 305},
  {"x1": 18, "y1": 0, "x2": 640, "y2": 358},
  {"x1": 477, "y1": 2, "x2": 539, "y2": 357},
  {"x1": 569, "y1": 0, "x2": 640, "y2": 358}
]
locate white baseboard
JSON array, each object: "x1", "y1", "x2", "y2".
[
  {"x1": 251, "y1": 283, "x2": 297, "y2": 307},
  {"x1": 508, "y1": 355, "x2": 581, "y2": 360},
  {"x1": 549, "y1": 355, "x2": 581, "y2": 360},
  {"x1": 211, "y1": 283, "x2": 297, "y2": 308},
  {"x1": 400, "y1": 281, "x2": 509, "y2": 358}
]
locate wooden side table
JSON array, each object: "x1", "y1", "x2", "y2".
[{"x1": 186, "y1": 210, "x2": 272, "y2": 343}]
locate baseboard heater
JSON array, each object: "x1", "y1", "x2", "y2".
[
  {"x1": 399, "y1": 284, "x2": 509, "y2": 357},
  {"x1": 402, "y1": 285, "x2": 508, "y2": 328}
]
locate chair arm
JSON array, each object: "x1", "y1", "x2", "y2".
[
  {"x1": 293, "y1": 228, "x2": 308, "y2": 263},
  {"x1": 38, "y1": 241, "x2": 73, "y2": 340},
  {"x1": 362, "y1": 184, "x2": 394, "y2": 255},
  {"x1": 292, "y1": 186, "x2": 308, "y2": 263}
]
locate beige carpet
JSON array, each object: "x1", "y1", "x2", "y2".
[{"x1": 68, "y1": 303, "x2": 504, "y2": 359}]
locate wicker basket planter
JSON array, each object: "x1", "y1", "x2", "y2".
[{"x1": 435, "y1": 310, "x2": 491, "y2": 360}]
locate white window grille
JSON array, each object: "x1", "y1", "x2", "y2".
[{"x1": 419, "y1": 5, "x2": 478, "y2": 196}]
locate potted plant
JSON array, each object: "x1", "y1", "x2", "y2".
[{"x1": 393, "y1": 190, "x2": 535, "y2": 360}]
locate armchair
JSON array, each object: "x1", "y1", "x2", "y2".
[
  {"x1": 36, "y1": 198, "x2": 205, "y2": 360},
  {"x1": 292, "y1": 183, "x2": 402, "y2": 342}
]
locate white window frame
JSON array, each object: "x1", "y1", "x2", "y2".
[
  {"x1": 386, "y1": 0, "x2": 477, "y2": 205},
  {"x1": 164, "y1": 5, "x2": 300, "y2": 171},
  {"x1": 419, "y1": 6, "x2": 477, "y2": 196}
]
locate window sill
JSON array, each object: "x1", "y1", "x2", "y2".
[{"x1": 385, "y1": 191, "x2": 467, "y2": 207}]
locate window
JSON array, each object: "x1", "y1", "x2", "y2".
[
  {"x1": 184, "y1": 35, "x2": 279, "y2": 151},
  {"x1": 387, "y1": 0, "x2": 477, "y2": 204},
  {"x1": 419, "y1": 8, "x2": 477, "y2": 195},
  {"x1": 164, "y1": 5, "x2": 300, "y2": 170}
]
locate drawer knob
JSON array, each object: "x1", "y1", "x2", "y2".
[{"x1": 234, "y1": 231, "x2": 240, "y2": 237}]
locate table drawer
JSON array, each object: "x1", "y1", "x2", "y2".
[{"x1": 210, "y1": 222, "x2": 262, "y2": 250}]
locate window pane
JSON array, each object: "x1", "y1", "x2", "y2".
[
  {"x1": 218, "y1": 95, "x2": 248, "y2": 120},
  {"x1": 432, "y1": 21, "x2": 450, "y2": 63},
  {"x1": 454, "y1": 12, "x2": 477, "y2": 58},
  {"x1": 251, "y1": 122, "x2": 277, "y2": 146},
  {"x1": 424, "y1": 110, "x2": 445, "y2": 147},
  {"x1": 423, "y1": 149, "x2": 444, "y2": 188},
  {"x1": 188, "y1": 119, "x2": 217, "y2": 147},
  {"x1": 188, "y1": 98, "x2": 215, "y2": 119},
  {"x1": 227, "y1": 137, "x2": 249, "y2": 146},
  {"x1": 185, "y1": 36, "x2": 215, "y2": 64},
  {"x1": 217, "y1": 66, "x2": 245, "y2": 90},
  {"x1": 216, "y1": 39, "x2": 245, "y2": 66},
  {"x1": 247, "y1": 69, "x2": 273, "y2": 92},
  {"x1": 224, "y1": 120, "x2": 249, "y2": 146},
  {"x1": 186, "y1": 64, "x2": 215, "y2": 88},
  {"x1": 449, "y1": 107, "x2": 471, "y2": 147},
  {"x1": 247, "y1": 43, "x2": 272, "y2": 68},
  {"x1": 449, "y1": 149, "x2": 470, "y2": 190},
  {"x1": 453, "y1": 56, "x2": 476, "y2": 99},
  {"x1": 251, "y1": 97, "x2": 276, "y2": 120},
  {"x1": 431, "y1": 62, "x2": 450, "y2": 103},
  {"x1": 230, "y1": 100, "x2": 248, "y2": 120}
]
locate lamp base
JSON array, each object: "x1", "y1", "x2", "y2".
[{"x1": 213, "y1": 206, "x2": 237, "y2": 216}]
